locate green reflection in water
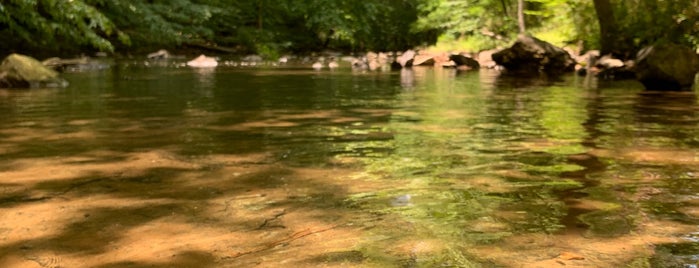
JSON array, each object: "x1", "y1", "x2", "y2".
[{"x1": 338, "y1": 71, "x2": 602, "y2": 265}]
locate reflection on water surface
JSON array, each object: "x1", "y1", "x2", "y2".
[{"x1": 1, "y1": 63, "x2": 699, "y2": 267}]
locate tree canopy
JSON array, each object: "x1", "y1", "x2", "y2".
[{"x1": 1, "y1": 0, "x2": 698, "y2": 57}]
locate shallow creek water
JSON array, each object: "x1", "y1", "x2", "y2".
[{"x1": 1, "y1": 62, "x2": 699, "y2": 267}]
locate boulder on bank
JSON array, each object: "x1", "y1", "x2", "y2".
[
  {"x1": 635, "y1": 43, "x2": 699, "y2": 91},
  {"x1": 413, "y1": 54, "x2": 436, "y2": 66},
  {"x1": 366, "y1": 51, "x2": 389, "y2": 70},
  {"x1": 449, "y1": 54, "x2": 480, "y2": 70},
  {"x1": 396, "y1": 50, "x2": 416, "y2": 67},
  {"x1": 492, "y1": 34, "x2": 576, "y2": 74},
  {"x1": 476, "y1": 48, "x2": 501, "y2": 69},
  {"x1": 0, "y1": 54, "x2": 68, "y2": 88}
]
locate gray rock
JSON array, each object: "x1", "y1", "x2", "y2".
[
  {"x1": 594, "y1": 55, "x2": 635, "y2": 80},
  {"x1": 577, "y1": 50, "x2": 600, "y2": 66},
  {"x1": 412, "y1": 54, "x2": 435, "y2": 66},
  {"x1": 492, "y1": 34, "x2": 576, "y2": 74},
  {"x1": 396, "y1": 50, "x2": 415, "y2": 68},
  {"x1": 147, "y1": 49, "x2": 170, "y2": 59},
  {"x1": 242, "y1": 54, "x2": 263, "y2": 62},
  {"x1": 476, "y1": 48, "x2": 501, "y2": 69},
  {"x1": 635, "y1": 43, "x2": 699, "y2": 90},
  {"x1": 596, "y1": 55, "x2": 624, "y2": 69},
  {"x1": 449, "y1": 54, "x2": 480, "y2": 70}
]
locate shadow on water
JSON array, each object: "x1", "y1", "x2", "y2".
[
  {"x1": 0, "y1": 68, "x2": 362, "y2": 267},
  {"x1": 0, "y1": 149, "x2": 363, "y2": 267},
  {"x1": 2, "y1": 63, "x2": 699, "y2": 266}
]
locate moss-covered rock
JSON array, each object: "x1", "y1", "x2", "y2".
[
  {"x1": 0, "y1": 54, "x2": 68, "y2": 88},
  {"x1": 635, "y1": 44, "x2": 699, "y2": 91}
]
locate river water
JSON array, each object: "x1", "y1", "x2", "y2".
[{"x1": 1, "y1": 61, "x2": 699, "y2": 267}]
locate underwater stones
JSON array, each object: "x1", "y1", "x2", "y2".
[{"x1": 390, "y1": 194, "x2": 412, "y2": 207}]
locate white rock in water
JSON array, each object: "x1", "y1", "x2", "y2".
[
  {"x1": 187, "y1": 54, "x2": 218, "y2": 68},
  {"x1": 328, "y1": 60, "x2": 339, "y2": 69}
]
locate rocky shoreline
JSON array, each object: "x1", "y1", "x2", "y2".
[{"x1": 3, "y1": 35, "x2": 699, "y2": 91}]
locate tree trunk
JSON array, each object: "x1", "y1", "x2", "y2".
[
  {"x1": 592, "y1": 0, "x2": 616, "y2": 55},
  {"x1": 517, "y1": 0, "x2": 526, "y2": 33},
  {"x1": 499, "y1": 0, "x2": 509, "y2": 18},
  {"x1": 257, "y1": 0, "x2": 263, "y2": 30}
]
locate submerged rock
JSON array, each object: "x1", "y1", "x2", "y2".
[
  {"x1": 578, "y1": 210, "x2": 633, "y2": 237},
  {"x1": 492, "y1": 34, "x2": 575, "y2": 74},
  {"x1": 0, "y1": 54, "x2": 68, "y2": 88},
  {"x1": 390, "y1": 194, "x2": 412, "y2": 207},
  {"x1": 635, "y1": 43, "x2": 699, "y2": 91}
]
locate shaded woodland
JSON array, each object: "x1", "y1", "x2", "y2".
[{"x1": 2, "y1": 0, "x2": 699, "y2": 58}]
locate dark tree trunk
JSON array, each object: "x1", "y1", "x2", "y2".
[
  {"x1": 257, "y1": 0, "x2": 263, "y2": 30},
  {"x1": 592, "y1": 0, "x2": 616, "y2": 55},
  {"x1": 500, "y1": 0, "x2": 509, "y2": 17},
  {"x1": 517, "y1": 0, "x2": 526, "y2": 33}
]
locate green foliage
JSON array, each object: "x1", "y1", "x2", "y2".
[
  {"x1": 565, "y1": 0, "x2": 600, "y2": 50},
  {"x1": 415, "y1": 0, "x2": 586, "y2": 51},
  {"x1": 430, "y1": 34, "x2": 506, "y2": 53},
  {"x1": 417, "y1": 0, "x2": 699, "y2": 53},
  {"x1": 4, "y1": 0, "x2": 699, "y2": 55},
  {"x1": 274, "y1": 0, "x2": 434, "y2": 52},
  {"x1": 0, "y1": 0, "x2": 121, "y2": 53},
  {"x1": 415, "y1": 0, "x2": 517, "y2": 43},
  {"x1": 88, "y1": 0, "x2": 216, "y2": 50},
  {"x1": 612, "y1": 0, "x2": 699, "y2": 50}
]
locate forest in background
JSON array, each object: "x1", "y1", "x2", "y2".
[{"x1": 1, "y1": 0, "x2": 699, "y2": 58}]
